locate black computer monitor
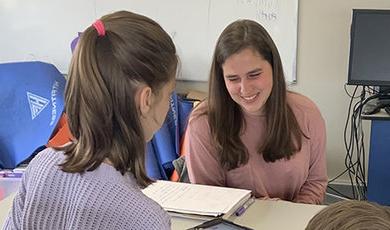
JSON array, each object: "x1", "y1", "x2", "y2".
[{"x1": 348, "y1": 9, "x2": 390, "y2": 89}]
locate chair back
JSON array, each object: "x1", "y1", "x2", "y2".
[{"x1": 0, "y1": 61, "x2": 66, "y2": 168}]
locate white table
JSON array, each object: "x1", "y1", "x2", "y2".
[
  {"x1": 172, "y1": 199, "x2": 325, "y2": 229},
  {"x1": 1, "y1": 192, "x2": 325, "y2": 229}
]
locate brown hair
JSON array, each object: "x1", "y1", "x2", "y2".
[
  {"x1": 207, "y1": 19, "x2": 305, "y2": 170},
  {"x1": 306, "y1": 200, "x2": 390, "y2": 230},
  {"x1": 58, "y1": 11, "x2": 177, "y2": 188}
]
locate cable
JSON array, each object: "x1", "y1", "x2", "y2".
[
  {"x1": 343, "y1": 86, "x2": 359, "y2": 199},
  {"x1": 325, "y1": 192, "x2": 350, "y2": 201},
  {"x1": 339, "y1": 85, "x2": 381, "y2": 200},
  {"x1": 344, "y1": 84, "x2": 361, "y2": 99},
  {"x1": 350, "y1": 88, "x2": 366, "y2": 199},
  {"x1": 327, "y1": 185, "x2": 353, "y2": 200},
  {"x1": 352, "y1": 98, "x2": 365, "y2": 199},
  {"x1": 332, "y1": 84, "x2": 385, "y2": 200},
  {"x1": 328, "y1": 161, "x2": 358, "y2": 184}
]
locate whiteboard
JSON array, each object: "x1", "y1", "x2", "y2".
[{"x1": 0, "y1": 0, "x2": 298, "y2": 83}]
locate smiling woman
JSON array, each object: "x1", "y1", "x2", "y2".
[
  {"x1": 222, "y1": 48, "x2": 273, "y2": 116},
  {"x1": 185, "y1": 19, "x2": 327, "y2": 205}
]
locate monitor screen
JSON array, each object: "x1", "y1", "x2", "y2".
[{"x1": 348, "y1": 9, "x2": 390, "y2": 86}]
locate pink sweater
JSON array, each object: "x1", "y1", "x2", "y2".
[{"x1": 186, "y1": 92, "x2": 327, "y2": 204}]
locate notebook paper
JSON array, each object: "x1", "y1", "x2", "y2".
[{"x1": 142, "y1": 180, "x2": 252, "y2": 217}]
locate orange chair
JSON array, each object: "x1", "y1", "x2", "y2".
[{"x1": 47, "y1": 113, "x2": 73, "y2": 148}]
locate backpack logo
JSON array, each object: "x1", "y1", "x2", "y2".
[{"x1": 27, "y1": 92, "x2": 50, "y2": 120}]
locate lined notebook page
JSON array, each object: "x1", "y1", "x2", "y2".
[{"x1": 142, "y1": 180, "x2": 252, "y2": 217}]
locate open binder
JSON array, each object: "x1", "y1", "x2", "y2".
[{"x1": 142, "y1": 180, "x2": 252, "y2": 219}]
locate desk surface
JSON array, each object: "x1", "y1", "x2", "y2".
[
  {"x1": 172, "y1": 199, "x2": 325, "y2": 229},
  {"x1": 1, "y1": 192, "x2": 325, "y2": 229},
  {"x1": 362, "y1": 109, "x2": 390, "y2": 120}
]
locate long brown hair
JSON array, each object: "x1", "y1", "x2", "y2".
[
  {"x1": 208, "y1": 19, "x2": 305, "y2": 170},
  {"x1": 58, "y1": 11, "x2": 177, "y2": 188}
]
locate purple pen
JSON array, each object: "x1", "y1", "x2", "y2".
[
  {"x1": 235, "y1": 206, "x2": 246, "y2": 216},
  {"x1": 235, "y1": 196, "x2": 255, "y2": 216}
]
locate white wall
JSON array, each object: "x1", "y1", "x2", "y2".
[{"x1": 176, "y1": 0, "x2": 390, "y2": 184}]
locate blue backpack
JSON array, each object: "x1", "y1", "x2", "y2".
[
  {"x1": 145, "y1": 92, "x2": 194, "y2": 180},
  {"x1": 0, "y1": 61, "x2": 66, "y2": 169}
]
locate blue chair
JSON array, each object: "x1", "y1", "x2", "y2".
[{"x1": 0, "y1": 61, "x2": 66, "y2": 169}]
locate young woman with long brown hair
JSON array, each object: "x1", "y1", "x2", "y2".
[{"x1": 185, "y1": 19, "x2": 327, "y2": 204}]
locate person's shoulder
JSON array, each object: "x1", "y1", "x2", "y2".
[
  {"x1": 190, "y1": 100, "x2": 208, "y2": 117},
  {"x1": 188, "y1": 100, "x2": 209, "y2": 125},
  {"x1": 20, "y1": 147, "x2": 66, "y2": 185},
  {"x1": 287, "y1": 92, "x2": 321, "y2": 115},
  {"x1": 287, "y1": 92, "x2": 325, "y2": 134},
  {"x1": 28, "y1": 147, "x2": 64, "y2": 169}
]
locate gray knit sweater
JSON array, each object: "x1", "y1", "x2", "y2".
[{"x1": 2, "y1": 148, "x2": 171, "y2": 230}]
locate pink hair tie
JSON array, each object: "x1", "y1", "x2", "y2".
[{"x1": 93, "y1": 20, "x2": 106, "y2": 37}]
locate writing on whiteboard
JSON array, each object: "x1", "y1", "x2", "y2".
[{"x1": 237, "y1": 0, "x2": 279, "y2": 21}]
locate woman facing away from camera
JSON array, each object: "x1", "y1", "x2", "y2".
[
  {"x1": 185, "y1": 19, "x2": 327, "y2": 204},
  {"x1": 3, "y1": 10, "x2": 177, "y2": 230}
]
